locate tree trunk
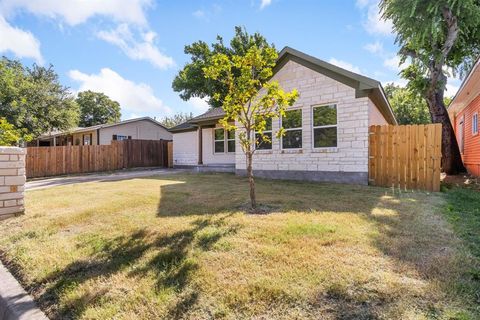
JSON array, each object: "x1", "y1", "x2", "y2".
[
  {"x1": 425, "y1": 87, "x2": 465, "y2": 174},
  {"x1": 246, "y1": 150, "x2": 257, "y2": 209}
]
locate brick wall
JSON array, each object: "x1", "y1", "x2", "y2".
[
  {"x1": 0, "y1": 147, "x2": 26, "y2": 220},
  {"x1": 235, "y1": 60, "x2": 376, "y2": 176}
]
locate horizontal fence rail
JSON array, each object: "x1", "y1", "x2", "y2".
[
  {"x1": 369, "y1": 124, "x2": 442, "y2": 192},
  {"x1": 26, "y1": 139, "x2": 171, "y2": 179}
]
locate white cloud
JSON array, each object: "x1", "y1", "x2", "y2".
[
  {"x1": 69, "y1": 68, "x2": 172, "y2": 116},
  {"x1": 0, "y1": 0, "x2": 151, "y2": 26},
  {"x1": 260, "y1": 0, "x2": 272, "y2": 10},
  {"x1": 188, "y1": 97, "x2": 209, "y2": 114},
  {"x1": 383, "y1": 55, "x2": 410, "y2": 72},
  {"x1": 363, "y1": 41, "x2": 383, "y2": 54},
  {"x1": 356, "y1": 0, "x2": 393, "y2": 36},
  {"x1": 328, "y1": 58, "x2": 361, "y2": 74},
  {"x1": 96, "y1": 24, "x2": 175, "y2": 69},
  {"x1": 0, "y1": 15, "x2": 43, "y2": 63},
  {"x1": 193, "y1": 10, "x2": 206, "y2": 19}
]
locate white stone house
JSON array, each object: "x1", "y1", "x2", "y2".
[{"x1": 170, "y1": 47, "x2": 396, "y2": 184}]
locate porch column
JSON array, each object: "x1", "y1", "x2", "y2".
[
  {"x1": 53, "y1": 136, "x2": 56, "y2": 146},
  {"x1": 198, "y1": 126, "x2": 203, "y2": 165}
]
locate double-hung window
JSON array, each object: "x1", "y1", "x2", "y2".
[
  {"x1": 214, "y1": 128, "x2": 225, "y2": 153},
  {"x1": 214, "y1": 128, "x2": 235, "y2": 153},
  {"x1": 227, "y1": 130, "x2": 235, "y2": 153},
  {"x1": 473, "y1": 113, "x2": 478, "y2": 135},
  {"x1": 312, "y1": 104, "x2": 337, "y2": 148},
  {"x1": 282, "y1": 109, "x2": 302, "y2": 149},
  {"x1": 255, "y1": 118, "x2": 273, "y2": 150}
]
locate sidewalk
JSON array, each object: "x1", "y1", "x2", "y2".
[{"x1": 0, "y1": 262, "x2": 48, "y2": 320}]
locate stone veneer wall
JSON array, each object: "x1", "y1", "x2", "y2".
[
  {"x1": 0, "y1": 147, "x2": 26, "y2": 220},
  {"x1": 234, "y1": 59, "x2": 375, "y2": 184}
]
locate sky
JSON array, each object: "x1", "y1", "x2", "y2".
[{"x1": 0, "y1": 0, "x2": 462, "y2": 120}]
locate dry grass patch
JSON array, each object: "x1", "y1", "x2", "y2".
[{"x1": 0, "y1": 173, "x2": 478, "y2": 319}]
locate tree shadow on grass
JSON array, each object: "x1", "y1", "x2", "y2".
[{"x1": 33, "y1": 215, "x2": 239, "y2": 319}]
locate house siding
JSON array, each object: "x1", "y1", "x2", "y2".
[
  {"x1": 202, "y1": 125, "x2": 236, "y2": 165},
  {"x1": 99, "y1": 120, "x2": 172, "y2": 145},
  {"x1": 454, "y1": 94, "x2": 480, "y2": 176},
  {"x1": 368, "y1": 98, "x2": 389, "y2": 125},
  {"x1": 72, "y1": 130, "x2": 97, "y2": 146},
  {"x1": 172, "y1": 131, "x2": 198, "y2": 166},
  {"x1": 234, "y1": 60, "x2": 370, "y2": 184}
]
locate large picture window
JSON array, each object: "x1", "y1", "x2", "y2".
[
  {"x1": 313, "y1": 104, "x2": 337, "y2": 148},
  {"x1": 214, "y1": 128, "x2": 225, "y2": 153},
  {"x1": 255, "y1": 118, "x2": 272, "y2": 150},
  {"x1": 282, "y1": 109, "x2": 302, "y2": 149}
]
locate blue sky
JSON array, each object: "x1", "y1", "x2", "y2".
[{"x1": 0, "y1": 0, "x2": 461, "y2": 120}]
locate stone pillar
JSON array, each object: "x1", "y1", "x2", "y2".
[{"x1": 0, "y1": 147, "x2": 26, "y2": 220}]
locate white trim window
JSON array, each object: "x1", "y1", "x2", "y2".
[
  {"x1": 255, "y1": 118, "x2": 273, "y2": 150},
  {"x1": 459, "y1": 116, "x2": 465, "y2": 154},
  {"x1": 117, "y1": 135, "x2": 128, "y2": 141},
  {"x1": 312, "y1": 104, "x2": 337, "y2": 148},
  {"x1": 227, "y1": 129, "x2": 235, "y2": 153},
  {"x1": 282, "y1": 109, "x2": 302, "y2": 149},
  {"x1": 473, "y1": 113, "x2": 478, "y2": 135},
  {"x1": 214, "y1": 128, "x2": 225, "y2": 153}
]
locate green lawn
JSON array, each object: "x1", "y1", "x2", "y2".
[{"x1": 0, "y1": 173, "x2": 479, "y2": 319}]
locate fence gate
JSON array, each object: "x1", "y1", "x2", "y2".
[{"x1": 368, "y1": 124, "x2": 442, "y2": 192}]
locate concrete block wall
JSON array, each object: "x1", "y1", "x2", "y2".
[
  {"x1": 235, "y1": 60, "x2": 372, "y2": 175},
  {"x1": 0, "y1": 147, "x2": 26, "y2": 220}
]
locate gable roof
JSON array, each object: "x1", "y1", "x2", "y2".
[
  {"x1": 38, "y1": 117, "x2": 169, "y2": 138},
  {"x1": 277, "y1": 47, "x2": 396, "y2": 124},
  {"x1": 170, "y1": 46, "x2": 397, "y2": 131},
  {"x1": 448, "y1": 58, "x2": 480, "y2": 116}
]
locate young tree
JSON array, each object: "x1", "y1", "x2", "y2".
[
  {"x1": 0, "y1": 58, "x2": 79, "y2": 140},
  {"x1": 172, "y1": 26, "x2": 275, "y2": 109},
  {"x1": 204, "y1": 46, "x2": 298, "y2": 210},
  {"x1": 159, "y1": 112, "x2": 194, "y2": 128},
  {"x1": 76, "y1": 90, "x2": 121, "y2": 127},
  {"x1": 380, "y1": 0, "x2": 480, "y2": 174},
  {"x1": 0, "y1": 118, "x2": 23, "y2": 146}
]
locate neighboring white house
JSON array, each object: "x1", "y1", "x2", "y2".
[
  {"x1": 170, "y1": 47, "x2": 396, "y2": 185},
  {"x1": 32, "y1": 117, "x2": 172, "y2": 146}
]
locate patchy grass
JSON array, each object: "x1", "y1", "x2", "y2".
[{"x1": 0, "y1": 173, "x2": 479, "y2": 319}]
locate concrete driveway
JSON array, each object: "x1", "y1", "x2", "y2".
[{"x1": 26, "y1": 168, "x2": 186, "y2": 191}]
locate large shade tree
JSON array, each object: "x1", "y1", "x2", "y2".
[
  {"x1": 0, "y1": 58, "x2": 79, "y2": 141},
  {"x1": 204, "y1": 46, "x2": 298, "y2": 210},
  {"x1": 172, "y1": 26, "x2": 275, "y2": 108},
  {"x1": 76, "y1": 90, "x2": 121, "y2": 127},
  {"x1": 384, "y1": 83, "x2": 431, "y2": 125},
  {"x1": 159, "y1": 112, "x2": 193, "y2": 128},
  {"x1": 380, "y1": 0, "x2": 480, "y2": 174}
]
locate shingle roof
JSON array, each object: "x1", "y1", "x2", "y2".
[
  {"x1": 169, "y1": 121, "x2": 197, "y2": 132},
  {"x1": 189, "y1": 108, "x2": 226, "y2": 123},
  {"x1": 38, "y1": 117, "x2": 169, "y2": 138}
]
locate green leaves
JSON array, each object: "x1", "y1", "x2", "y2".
[
  {"x1": 0, "y1": 58, "x2": 80, "y2": 142},
  {"x1": 0, "y1": 118, "x2": 23, "y2": 146},
  {"x1": 384, "y1": 83, "x2": 431, "y2": 125},
  {"x1": 204, "y1": 44, "x2": 298, "y2": 154},
  {"x1": 172, "y1": 26, "x2": 276, "y2": 109},
  {"x1": 76, "y1": 90, "x2": 121, "y2": 127}
]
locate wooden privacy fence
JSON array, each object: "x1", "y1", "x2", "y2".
[
  {"x1": 26, "y1": 139, "x2": 171, "y2": 179},
  {"x1": 369, "y1": 124, "x2": 442, "y2": 192}
]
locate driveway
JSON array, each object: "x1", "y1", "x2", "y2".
[{"x1": 26, "y1": 168, "x2": 186, "y2": 191}]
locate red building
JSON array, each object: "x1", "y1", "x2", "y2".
[{"x1": 449, "y1": 59, "x2": 480, "y2": 176}]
